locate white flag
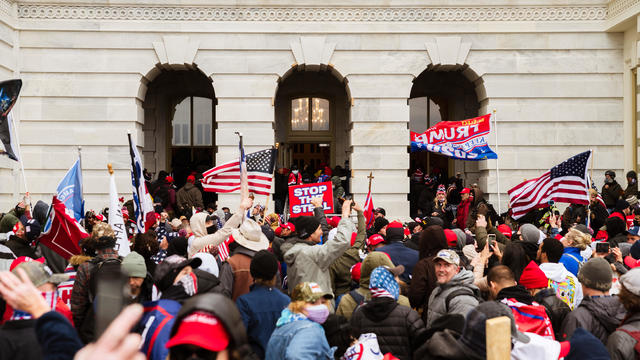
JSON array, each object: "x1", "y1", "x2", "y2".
[
  {"x1": 128, "y1": 133, "x2": 154, "y2": 233},
  {"x1": 109, "y1": 172, "x2": 130, "y2": 256}
]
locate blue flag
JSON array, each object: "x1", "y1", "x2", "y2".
[{"x1": 57, "y1": 159, "x2": 84, "y2": 222}]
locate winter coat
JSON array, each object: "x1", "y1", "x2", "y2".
[
  {"x1": 350, "y1": 297, "x2": 426, "y2": 360},
  {"x1": 625, "y1": 182, "x2": 638, "y2": 199},
  {"x1": 590, "y1": 202, "x2": 609, "y2": 231},
  {"x1": 455, "y1": 198, "x2": 472, "y2": 229},
  {"x1": 329, "y1": 210, "x2": 365, "y2": 297},
  {"x1": 0, "y1": 320, "x2": 42, "y2": 360},
  {"x1": 561, "y1": 295, "x2": 626, "y2": 344},
  {"x1": 426, "y1": 269, "x2": 479, "y2": 328},
  {"x1": 336, "y1": 252, "x2": 411, "y2": 321},
  {"x1": 602, "y1": 180, "x2": 624, "y2": 208},
  {"x1": 533, "y1": 288, "x2": 571, "y2": 340},
  {"x1": 474, "y1": 225, "x2": 509, "y2": 250},
  {"x1": 176, "y1": 182, "x2": 203, "y2": 214},
  {"x1": 539, "y1": 262, "x2": 583, "y2": 310},
  {"x1": 558, "y1": 247, "x2": 587, "y2": 277},
  {"x1": 5, "y1": 235, "x2": 37, "y2": 259},
  {"x1": 237, "y1": 284, "x2": 290, "y2": 359},
  {"x1": 219, "y1": 245, "x2": 256, "y2": 300},
  {"x1": 607, "y1": 312, "x2": 640, "y2": 360},
  {"x1": 281, "y1": 218, "x2": 354, "y2": 298},
  {"x1": 375, "y1": 242, "x2": 419, "y2": 284},
  {"x1": 408, "y1": 257, "x2": 438, "y2": 323},
  {"x1": 34, "y1": 311, "x2": 84, "y2": 360},
  {"x1": 266, "y1": 309, "x2": 334, "y2": 360},
  {"x1": 0, "y1": 243, "x2": 15, "y2": 272},
  {"x1": 187, "y1": 211, "x2": 242, "y2": 258},
  {"x1": 425, "y1": 200, "x2": 454, "y2": 227},
  {"x1": 331, "y1": 176, "x2": 345, "y2": 199},
  {"x1": 414, "y1": 329, "x2": 467, "y2": 360},
  {"x1": 160, "y1": 268, "x2": 223, "y2": 302},
  {"x1": 0, "y1": 209, "x2": 19, "y2": 233}
]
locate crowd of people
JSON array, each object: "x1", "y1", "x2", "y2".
[{"x1": 0, "y1": 167, "x2": 639, "y2": 359}]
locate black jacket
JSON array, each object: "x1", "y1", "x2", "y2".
[
  {"x1": 0, "y1": 320, "x2": 42, "y2": 360},
  {"x1": 602, "y1": 181, "x2": 623, "y2": 208},
  {"x1": 496, "y1": 285, "x2": 535, "y2": 304},
  {"x1": 561, "y1": 295, "x2": 626, "y2": 344},
  {"x1": 534, "y1": 288, "x2": 571, "y2": 340},
  {"x1": 35, "y1": 311, "x2": 84, "y2": 360},
  {"x1": 590, "y1": 202, "x2": 609, "y2": 231},
  {"x1": 161, "y1": 269, "x2": 223, "y2": 302},
  {"x1": 5, "y1": 235, "x2": 37, "y2": 259},
  {"x1": 350, "y1": 297, "x2": 425, "y2": 360}
]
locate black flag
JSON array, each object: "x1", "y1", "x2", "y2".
[{"x1": 0, "y1": 79, "x2": 21, "y2": 161}]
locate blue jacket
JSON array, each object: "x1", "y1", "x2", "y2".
[
  {"x1": 559, "y1": 247, "x2": 585, "y2": 277},
  {"x1": 34, "y1": 311, "x2": 84, "y2": 360},
  {"x1": 266, "y1": 309, "x2": 334, "y2": 360},
  {"x1": 376, "y1": 242, "x2": 419, "y2": 283},
  {"x1": 236, "y1": 284, "x2": 290, "y2": 359}
]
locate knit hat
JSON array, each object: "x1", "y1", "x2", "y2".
[
  {"x1": 519, "y1": 223, "x2": 541, "y2": 244},
  {"x1": 518, "y1": 261, "x2": 549, "y2": 290},
  {"x1": 577, "y1": 258, "x2": 612, "y2": 292},
  {"x1": 564, "y1": 328, "x2": 610, "y2": 360},
  {"x1": 373, "y1": 217, "x2": 389, "y2": 234},
  {"x1": 121, "y1": 251, "x2": 147, "y2": 278},
  {"x1": 459, "y1": 301, "x2": 529, "y2": 359},
  {"x1": 23, "y1": 218, "x2": 41, "y2": 242},
  {"x1": 170, "y1": 218, "x2": 182, "y2": 228},
  {"x1": 620, "y1": 267, "x2": 640, "y2": 296},
  {"x1": 627, "y1": 196, "x2": 639, "y2": 207},
  {"x1": 437, "y1": 185, "x2": 446, "y2": 194},
  {"x1": 616, "y1": 199, "x2": 631, "y2": 212},
  {"x1": 385, "y1": 221, "x2": 404, "y2": 242},
  {"x1": 444, "y1": 229, "x2": 458, "y2": 248},
  {"x1": 497, "y1": 224, "x2": 512, "y2": 238},
  {"x1": 369, "y1": 266, "x2": 400, "y2": 300},
  {"x1": 295, "y1": 216, "x2": 320, "y2": 239},
  {"x1": 573, "y1": 224, "x2": 593, "y2": 236},
  {"x1": 249, "y1": 250, "x2": 278, "y2": 281}
]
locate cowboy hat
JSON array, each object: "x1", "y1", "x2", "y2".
[{"x1": 231, "y1": 219, "x2": 270, "y2": 252}]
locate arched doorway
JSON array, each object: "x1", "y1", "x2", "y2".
[
  {"x1": 141, "y1": 68, "x2": 216, "y2": 189},
  {"x1": 408, "y1": 67, "x2": 483, "y2": 217},
  {"x1": 274, "y1": 65, "x2": 351, "y2": 184}
]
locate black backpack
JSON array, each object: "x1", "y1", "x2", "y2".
[{"x1": 444, "y1": 287, "x2": 480, "y2": 313}]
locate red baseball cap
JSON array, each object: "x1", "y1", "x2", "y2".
[
  {"x1": 10, "y1": 256, "x2": 45, "y2": 272},
  {"x1": 460, "y1": 188, "x2": 471, "y2": 194},
  {"x1": 497, "y1": 224, "x2": 512, "y2": 239},
  {"x1": 387, "y1": 221, "x2": 403, "y2": 229},
  {"x1": 275, "y1": 222, "x2": 295, "y2": 236},
  {"x1": 444, "y1": 229, "x2": 458, "y2": 247},
  {"x1": 187, "y1": 175, "x2": 196, "y2": 183},
  {"x1": 350, "y1": 262, "x2": 362, "y2": 283},
  {"x1": 367, "y1": 234, "x2": 385, "y2": 247},
  {"x1": 327, "y1": 217, "x2": 340, "y2": 229},
  {"x1": 165, "y1": 311, "x2": 229, "y2": 352},
  {"x1": 350, "y1": 232, "x2": 357, "y2": 247}
]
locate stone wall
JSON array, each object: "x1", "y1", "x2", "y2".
[{"x1": 0, "y1": 0, "x2": 626, "y2": 219}]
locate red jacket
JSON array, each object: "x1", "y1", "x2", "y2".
[
  {"x1": 456, "y1": 198, "x2": 472, "y2": 229},
  {"x1": 288, "y1": 172, "x2": 302, "y2": 186}
]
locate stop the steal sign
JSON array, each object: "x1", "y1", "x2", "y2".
[{"x1": 288, "y1": 181, "x2": 334, "y2": 217}]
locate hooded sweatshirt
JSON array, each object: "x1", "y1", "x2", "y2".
[
  {"x1": 187, "y1": 211, "x2": 242, "y2": 258},
  {"x1": 561, "y1": 295, "x2": 626, "y2": 344},
  {"x1": 539, "y1": 262, "x2": 583, "y2": 310}
]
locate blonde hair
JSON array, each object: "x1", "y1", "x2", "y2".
[
  {"x1": 288, "y1": 300, "x2": 308, "y2": 314},
  {"x1": 565, "y1": 228, "x2": 592, "y2": 250}
]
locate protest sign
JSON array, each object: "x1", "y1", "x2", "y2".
[{"x1": 288, "y1": 181, "x2": 334, "y2": 217}]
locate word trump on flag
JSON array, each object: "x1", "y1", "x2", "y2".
[
  {"x1": 288, "y1": 182, "x2": 334, "y2": 217},
  {"x1": 410, "y1": 114, "x2": 497, "y2": 161}
]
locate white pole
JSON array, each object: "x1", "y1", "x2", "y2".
[
  {"x1": 493, "y1": 109, "x2": 501, "y2": 215},
  {"x1": 9, "y1": 113, "x2": 28, "y2": 197}
]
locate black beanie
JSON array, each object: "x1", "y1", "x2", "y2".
[
  {"x1": 296, "y1": 216, "x2": 320, "y2": 239},
  {"x1": 250, "y1": 250, "x2": 278, "y2": 281},
  {"x1": 373, "y1": 217, "x2": 389, "y2": 233}
]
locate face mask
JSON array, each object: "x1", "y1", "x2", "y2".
[
  {"x1": 306, "y1": 304, "x2": 329, "y2": 324},
  {"x1": 606, "y1": 178, "x2": 613, "y2": 184},
  {"x1": 632, "y1": 179, "x2": 637, "y2": 185},
  {"x1": 206, "y1": 225, "x2": 217, "y2": 234},
  {"x1": 178, "y1": 273, "x2": 197, "y2": 296},
  {"x1": 292, "y1": 170, "x2": 299, "y2": 175}
]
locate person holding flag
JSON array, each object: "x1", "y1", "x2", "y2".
[
  {"x1": 107, "y1": 164, "x2": 130, "y2": 256},
  {"x1": 128, "y1": 132, "x2": 154, "y2": 234}
]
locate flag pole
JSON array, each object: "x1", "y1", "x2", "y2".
[
  {"x1": 587, "y1": 149, "x2": 594, "y2": 229},
  {"x1": 493, "y1": 109, "x2": 501, "y2": 215}
]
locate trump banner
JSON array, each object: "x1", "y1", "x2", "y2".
[
  {"x1": 410, "y1": 114, "x2": 497, "y2": 161},
  {"x1": 288, "y1": 181, "x2": 334, "y2": 217}
]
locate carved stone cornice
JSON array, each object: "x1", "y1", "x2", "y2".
[
  {"x1": 607, "y1": 0, "x2": 639, "y2": 20},
  {"x1": 16, "y1": 4, "x2": 608, "y2": 22}
]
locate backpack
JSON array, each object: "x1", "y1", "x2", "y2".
[
  {"x1": 137, "y1": 300, "x2": 182, "y2": 360},
  {"x1": 349, "y1": 289, "x2": 365, "y2": 306},
  {"x1": 616, "y1": 328, "x2": 640, "y2": 360},
  {"x1": 444, "y1": 287, "x2": 480, "y2": 313},
  {"x1": 501, "y1": 298, "x2": 555, "y2": 340}
]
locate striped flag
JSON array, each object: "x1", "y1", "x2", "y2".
[
  {"x1": 198, "y1": 235, "x2": 235, "y2": 261},
  {"x1": 364, "y1": 188, "x2": 375, "y2": 229},
  {"x1": 201, "y1": 148, "x2": 276, "y2": 195},
  {"x1": 508, "y1": 150, "x2": 592, "y2": 219},
  {"x1": 128, "y1": 133, "x2": 154, "y2": 233}
]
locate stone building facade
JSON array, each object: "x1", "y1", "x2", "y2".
[{"x1": 0, "y1": 0, "x2": 635, "y2": 219}]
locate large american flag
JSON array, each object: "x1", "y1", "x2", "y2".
[
  {"x1": 201, "y1": 148, "x2": 276, "y2": 195},
  {"x1": 508, "y1": 150, "x2": 591, "y2": 219}
]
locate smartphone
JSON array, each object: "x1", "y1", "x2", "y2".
[
  {"x1": 94, "y1": 269, "x2": 127, "y2": 338},
  {"x1": 487, "y1": 234, "x2": 496, "y2": 252},
  {"x1": 596, "y1": 242, "x2": 610, "y2": 254}
]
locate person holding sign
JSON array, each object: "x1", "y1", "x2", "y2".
[{"x1": 280, "y1": 199, "x2": 356, "y2": 309}]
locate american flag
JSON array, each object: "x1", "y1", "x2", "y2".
[
  {"x1": 201, "y1": 148, "x2": 276, "y2": 195},
  {"x1": 199, "y1": 235, "x2": 235, "y2": 261},
  {"x1": 508, "y1": 150, "x2": 592, "y2": 219},
  {"x1": 589, "y1": 177, "x2": 607, "y2": 208}
]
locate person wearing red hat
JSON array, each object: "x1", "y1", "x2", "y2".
[
  {"x1": 274, "y1": 223, "x2": 295, "y2": 238},
  {"x1": 519, "y1": 260, "x2": 570, "y2": 340},
  {"x1": 176, "y1": 175, "x2": 204, "y2": 217},
  {"x1": 366, "y1": 234, "x2": 386, "y2": 253},
  {"x1": 375, "y1": 221, "x2": 419, "y2": 283},
  {"x1": 497, "y1": 224, "x2": 512, "y2": 239},
  {"x1": 443, "y1": 229, "x2": 458, "y2": 249},
  {"x1": 454, "y1": 188, "x2": 472, "y2": 230}
]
